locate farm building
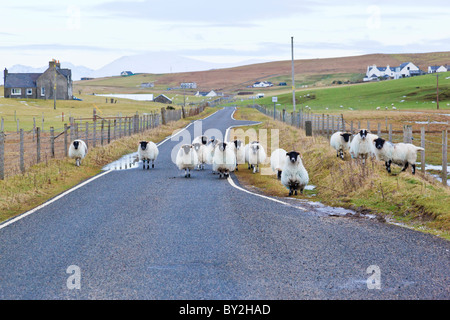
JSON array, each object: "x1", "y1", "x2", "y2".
[
  {"x1": 120, "y1": 71, "x2": 134, "y2": 76},
  {"x1": 154, "y1": 94, "x2": 172, "y2": 104},
  {"x1": 428, "y1": 65, "x2": 448, "y2": 73},
  {"x1": 181, "y1": 82, "x2": 197, "y2": 89},
  {"x1": 364, "y1": 62, "x2": 425, "y2": 81},
  {"x1": 194, "y1": 90, "x2": 218, "y2": 97},
  {"x1": 253, "y1": 81, "x2": 273, "y2": 88},
  {"x1": 3, "y1": 60, "x2": 73, "y2": 100}
]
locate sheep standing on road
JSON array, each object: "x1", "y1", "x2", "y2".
[
  {"x1": 212, "y1": 142, "x2": 236, "y2": 179},
  {"x1": 281, "y1": 151, "x2": 309, "y2": 196},
  {"x1": 192, "y1": 135, "x2": 208, "y2": 146},
  {"x1": 349, "y1": 129, "x2": 378, "y2": 163},
  {"x1": 176, "y1": 144, "x2": 199, "y2": 178},
  {"x1": 192, "y1": 142, "x2": 208, "y2": 170},
  {"x1": 137, "y1": 141, "x2": 159, "y2": 169},
  {"x1": 229, "y1": 139, "x2": 245, "y2": 171},
  {"x1": 330, "y1": 131, "x2": 352, "y2": 160},
  {"x1": 248, "y1": 141, "x2": 266, "y2": 174},
  {"x1": 373, "y1": 137, "x2": 424, "y2": 175},
  {"x1": 270, "y1": 148, "x2": 287, "y2": 179},
  {"x1": 68, "y1": 139, "x2": 88, "y2": 167},
  {"x1": 205, "y1": 137, "x2": 221, "y2": 165}
]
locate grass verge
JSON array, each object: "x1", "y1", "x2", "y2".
[
  {"x1": 230, "y1": 107, "x2": 450, "y2": 240},
  {"x1": 0, "y1": 107, "x2": 217, "y2": 223}
]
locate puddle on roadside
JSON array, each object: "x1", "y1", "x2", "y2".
[{"x1": 102, "y1": 152, "x2": 139, "y2": 171}]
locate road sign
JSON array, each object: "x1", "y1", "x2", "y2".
[{"x1": 272, "y1": 97, "x2": 278, "y2": 103}]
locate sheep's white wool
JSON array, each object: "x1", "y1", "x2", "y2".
[
  {"x1": 270, "y1": 148, "x2": 287, "y2": 178},
  {"x1": 192, "y1": 142, "x2": 208, "y2": 169},
  {"x1": 248, "y1": 142, "x2": 266, "y2": 173},
  {"x1": 176, "y1": 144, "x2": 199, "y2": 177},
  {"x1": 229, "y1": 140, "x2": 246, "y2": 166},
  {"x1": 349, "y1": 130, "x2": 378, "y2": 161},
  {"x1": 68, "y1": 139, "x2": 88, "y2": 166},
  {"x1": 192, "y1": 135, "x2": 208, "y2": 146},
  {"x1": 212, "y1": 142, "x2": 236, "y2": 178},
  {"x1": 281, "y1": 151, "x2": 309, "y2": 196},
  {"x1": 137, "y1": 141, "x2": 159, "y2": 169},
  {"x1": 373, "y1": 138, "x2": 424, "y2": 174},
  {"x1": 330, "y1": 131, "x2": 352, "y2": 159},
  {"x1": 205, "y1": 138, "x2": 221, "y2": 165}
]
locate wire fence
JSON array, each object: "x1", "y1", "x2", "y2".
[
  {"x1": 252, "y1": 104, "x2": 449, "y2": 186},
  {"x1": 0, "y1": 105, "x2": 205, "y2": 179}
]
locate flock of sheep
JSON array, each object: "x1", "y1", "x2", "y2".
[
  {"x1": 330, "y1": 129, "x2": 424, "y2": 175},
  {"x1": 66, "y1": 125, "x2": 424, "y2": 198}
]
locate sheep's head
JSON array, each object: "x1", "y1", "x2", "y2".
[
  {"x1": 250, "y1": 143, "x2": 260, "y2": 154},
  {"x1": 192, "y1": 143, "x2": 201, "y2": 151},
  {"x1": 234, "y1": 139, "x2": 242, "y2": 150},
  {"x1": 219, "y1": 142, "x2": 227, "y2": 152},
  {"x1": 359, "y1": 129, "x2": 369, "y2": 140},
  {"x1": 340, "y1": 133, "x2": 352, "y2": 143},
  {"x1": 286, "y1": 151, "x2": 300, "y2": 164},
  {"x1": 373, "y1": 137, "x2": 386, "y2": 150},
  {"x1": 73, "y1": 140, "x2": 80, "y2": 150},
  {"x1": 182, "y1": 144, "x2": 192, "y2": 154},
  {"x1": 201, "y1": 135, "x2": 208, "y2": 145},
  {"x1": 139, "y1": 141, "x2": 148, "y2": 150}
]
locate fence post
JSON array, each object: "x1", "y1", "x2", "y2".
[
  {"x1": 305, "y1": 121, "x2": 312, "y2": 137},
  {"x1": 0, "y1": 131, "x2": 4, "y2": 180},
  {"x1": 20, "y1": 129, "x2": 25, "y2": 173},
  {"x1": 442, "y1": 130, "x2": 448, "y2": 186},
  {"x1": 93, "y1": 121, "x2": 97, "y2": 148},
  {"x1": 161, "y1": 108, "x2": 167, "y2": 125},
  {"x1": 85, "y1": 122, "x2": 89, "y2": 148},
  {"x1": 50, "y1": 127, "x2": 55, "y2": 158},
  {"x1": 128, "y1": 117, "x2": 132, "y2": 136},
  {"x1": 350, "y1": 120, "x2": 354, "y2": 133},
  {"x1": 101, "y1": 120, "x2": 105, "y2": 146},
  {"x1": 119, "y1": 117, "x2": 123, "y2": 138},
  {"x1": 341, "y1": 114, "x2": 345, "y2": 131},
  {"x1": 326, "y1": 114, "x2": 330, "y2": 140},
  {"x1": 389, "y1": 124, "x2": 393, "y2": 142},
  {"x1": 421, "y1": 127, "x2": 426, "y2": 174},
  {"x1": 114, "y1": 119, "x2": 117, "y2": 140},
  {"x1": 36, "y1": 127, "x2": 41, "y2": 164},
  {"x1": 108, "y1": 120, "x2": 111, "y2": 144},
  {"x1": 377, "y1": 123, "x2": 381, "y2": 136},
  {"x1": 64, "y1": 123, "x2": 68, "y2": 157}
]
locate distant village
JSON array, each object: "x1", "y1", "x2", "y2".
[{"x1": 364, "y1": 62, "x2": 449, "y2": 82}]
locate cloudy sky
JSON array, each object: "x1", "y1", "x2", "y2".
[{"x1": 1, "y1": 0, "x2": 450, "y2": 69}]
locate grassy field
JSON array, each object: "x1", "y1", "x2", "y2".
[
  {"x1": 233, "y1": 72, "x2": 450, "y2": 113},
  {"x1": 230, "y1": 107, "x2": 450, "y2": 240},
  {"x1": 0, "y1": 107, "x2": 216, "y2": 223}
]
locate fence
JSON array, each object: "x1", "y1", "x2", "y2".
[
  {"x1": 252, "y1": 104, "x2": 449, "y2": 186},
  {"x1": 0, "y1": 105, "x2": 205, "y2": 179}
]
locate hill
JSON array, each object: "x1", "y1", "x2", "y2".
[{"x1": 75, "y1": 51, "x2": 450, "y2": 94}]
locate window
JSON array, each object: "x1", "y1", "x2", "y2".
[
  {"x1": 11, "y1": 88, "x2": 21, "y2": 95},
  {"x1": 41, "y1": 87, "x2": 45, "y2": 96},
  {"x1": 26, "y1": 88, "x2": 33, "y2": 95}
]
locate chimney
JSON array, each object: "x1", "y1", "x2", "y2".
[
  {"x1": 56, "y1": 60, "x2": 60, "y2": 68},
  {"x1": 49, "y1": 59, "x2": 57, "y2": 68},
  {"x1": 4, "y1": 68, "x2": 7, "y2": 81}
]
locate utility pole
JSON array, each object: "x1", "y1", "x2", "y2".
[
  {"x1": 436, "y1": 73, "x2": 439, "y2": 110},
  {"x1": 291, "y1": 36, "x2": 295, "y2": 112},
  {"x1": 53, "y1": 64, "x2": 57, "y2": 110}
]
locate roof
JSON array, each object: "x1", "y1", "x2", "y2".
[
  {"x1": 57, "y1": 68, "x2": 71, "y2": 79},
  {"x1": 155, "y1": 94, "x2": 172, "y2": 101},
  {"x1": 4, "y1": 73, "x2": 41, "y2": 88}
]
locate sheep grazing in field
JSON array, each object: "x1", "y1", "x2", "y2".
[
  {"x1": 248, "y1": 141, "x2": 266, "y2": 174},
  {"x1": 270, "y1": 148, "x2": 287, "y2": 179},
  {"x1": 349, "y1": 129, "x2": 378, "y2": 164},
  {"x1": 229, "y1": 139, "x2": 246, "y2": 171},
  {"x1": 137, "y1": 141, "x2": 159, "y2": 169},
  {"x1": 68, "y1": 139, "x2": 88, "y2": 167},
  {"x1": 281, "y1": 151, "x2": 309, "y2": 196},
  {"x1": 376, "y1": 107, "x2": 380, "y2": 110},
  {"x1": 330, "y1": 131, "x2": 352, "y2": 160},
  {"x1": 212, "y1": 142, "x2": 236, "y2": 179},
  {"x1": 373, "y1": 137, "x2": 424, "y2": 175},
  {"x1": 175, "y1": 144, "x2": 199, "y2": 178}
]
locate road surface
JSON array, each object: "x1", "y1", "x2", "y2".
[{"x1": 0, "y1": 107, "x2": 449, "y2": 299}]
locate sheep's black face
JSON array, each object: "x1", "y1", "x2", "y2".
[
  {"x1": 140, "y1": 141, "x2": 148, "y2": 150},
  {"x1": 201, "y1": 136, "x2": 207, "y2": 145},
  {"x1": 373, "y1": 137, "x2": 386, "y2": 150},
  {"x1": 219, "y1": 142, "x2": 227, "y2": 152},
  {"x1": 286, "y1": 151, "x2": 300, "y2": 163},
  {"x1": 341, "y1": 133, "x2": 352, "y2": 142},
  {"x1": 359, "y1": 129, "x2": 368, "y2": 139},
  {"x1": 192, "y1": 143, "x2": 201, "y2": 151},
  {"x1": 234, "y1": 140, "x2": 242, "y2": 150},
  {"x1": 73, "y1": 141, "x2": 80, "y2": 150}
]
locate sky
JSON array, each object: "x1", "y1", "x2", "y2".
[{"x1": 1, "y1": 0, "x2": 450, "y2": 70}]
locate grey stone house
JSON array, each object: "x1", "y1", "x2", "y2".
[
  {"x1": 3, "y1": 60, "x2": 73, "y2": 100},
  {"x1": 154, "y1": 94, "x2": 172, "y2": 104}
]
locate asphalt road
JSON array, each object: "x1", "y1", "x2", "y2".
[{"x1": 0, "y1": 107, "x2": 449, "y2": 300}]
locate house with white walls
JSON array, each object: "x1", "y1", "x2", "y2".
[
  {"x1": 428, "y1": 65, "x2": 448, "y2": 73},
  {"x1": 364, "y1": 62, "x2": 425, "y2": 81}
]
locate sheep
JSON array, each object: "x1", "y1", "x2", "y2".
[
  {"x1": 330, "y1": 131, "x2": 352, "y2": 160},
  {"x1": 68, "y1": 139, "x2": 88, "y2": 167},
  {"x1": 212, "y1": 142, "x2": 236, "y2": 179},
  {"x1": 373, "y1": 137, "x2": 424, "y2": 175},
  {"x1": 248, "y1": 141, "x2": 266, "y2": 173},
  {"x1": 175, "y1": 144, "x2": 199, "y2": 178},
  {"x1": 229, "y1": 139, "x2": 246, "y2": 171},
  {"x1": 270, "y1": 148, "x2": 287, "y2": 179},
  {"x1": 349, "y1": 129, "x2": 378, "y2": 163},
  {"x1": 244, "y1": 141, "x2": 258, "y2": 169},
  {"x1": 192, "y1": 135, "x2": 208, "y2": 146},
  {"x1": 192, "y1": 142, "x2": 208, "y2": 170},
  {"x1": 281, "y1": 151, "x2": 309, "y2": 196},
  {"x1": 137, "y1": 141, "x2": 159, "y2": 169},
  {"x1": 205, "y1": 137, "x2": 221, "y2": 165}
]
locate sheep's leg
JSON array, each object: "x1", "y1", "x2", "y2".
[
  {"x1": 143, "y1": 160, "x2": 146, "y2": 169},
  {"x1": 188, "y1": 169, "x2": 191, "y2": 178},
  {"x1": 184, "y1": 169, "x2": 188, "y2": 178},
  {"x1": 147, "y1": 160, "x2": 150, "y2": 169},
  {"x1": 411, "y1": 164, "x2": 416, "y2": 175},
  {"x1": 385, "y1": 161, "x2": 391, "y2": 173},
  {"x1": 277, "y1": 171, "x2": 282, "y2": 179},
  {"x1": 294, "y1": 190, "x2": 298, "y2": 195},
  {"x1": 152, "y1": 160, "x2": 155, "y2": 168},
  {"x1": 236, "y1": 164, "x2": 239, "y2": 171},
  {"x1": 401, "y1": 162, "x2": 409, "y2": 172},
  {"x1": 76, "y1": 159, "x2": 80, "y2": 167},
  {"x1": 253, "y1": 165, "x2": 257, "y2": 174},
  {"x1": 289, "y1": 188, "x2": 293, "y2": 196}
]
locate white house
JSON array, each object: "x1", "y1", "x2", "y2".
[
  {"x1": 428, "y1": 65, "x2": 448, "y2": 73},
  {"x1": 364, "y1": 62, "x2": 424, "y2": 81},
  {"x1": 253, "y1": 81, "x2": 273, "y2": 88},
  {"x1": 181, "y1": 82, "x2": 197, "y2": 89},
  {"x1": 195, "y1": 90, "x2": 218, "y2": 97}
]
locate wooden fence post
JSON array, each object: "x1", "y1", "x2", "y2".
[
  {"x1": 50, "y1": 127, "x2": 55, "y2": 158},
  {"x1": 389, "y1": 124, "x2": 393, "y2": 142},
  {"x1": 64, "y1": 123, "x2": 68, "y2": 157},
  {"x1": 93, "y1": 121, "x2": 97, "y2": 148},
  {"x1": 101, "y1": 120, "x2": 105, "y2": 146},
  {"x1": 421, "y1": 127, "x2": 426, "y2": 174},
  {"x1": 36, "y1": 127, "x2": 41, "y2": 164},
  {"x1": 442, "y1": 130, "x2": 448, "y2": 186},
  {"x1": 20, "y1": 129, "x2": 25, "y2": 173},
  {"x1": 85, "y1": 122, "x2": 89, "y2": 148},
  {"x1": 108, "y1": 120, "x2": 111, "y2": 144},
  {"x1": 0, "y1": 131, "x2": 4, "y2": 180}
]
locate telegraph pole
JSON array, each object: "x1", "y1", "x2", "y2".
[
  {"x1": 436, "y1": 73, "x2": 439, "y2": 110},
  {"x1": 291, "y1": 36, "x2": 296, "y2": 112}
]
